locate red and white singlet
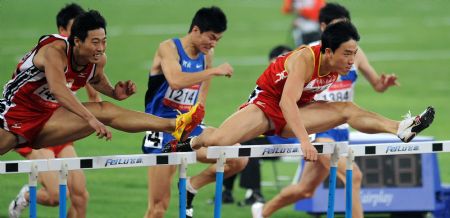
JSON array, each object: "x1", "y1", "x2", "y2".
[
  {"x1": 0, "y1": 34, "x2": 96, "y2": 147},
  {"x1": 241, "y1": 44, "x2": 339, "y2": 135}
]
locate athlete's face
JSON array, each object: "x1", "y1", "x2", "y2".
[
  {"x1": 192, "y1": 26, "x2": 223, "y2": 53},
  {"x1": 326, "y1": 39, "x2": 358, "y2": 74},
  {"x1": 75, "y1": 28, "x2": 107, "y2": 65}
]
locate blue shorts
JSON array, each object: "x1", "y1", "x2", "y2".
[
  {"x1": 141, "y1": 125, "x2": 204, "y2": 154},
  {"x1": 315, "y1": 128, "x2": 349, "y2": 142}
]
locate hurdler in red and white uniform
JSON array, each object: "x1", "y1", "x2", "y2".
[
  {"x1": 241, "y1": 44, "x2": 338, "y2": 135},
  {"x1": 0, "y1": 34, "x2": 95, "y2": 148}
]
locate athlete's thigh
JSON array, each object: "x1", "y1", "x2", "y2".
[
  {"x1": 58, "y1": 146, "x2": 87, "y2": 193},
  {"x1": 282, "y1": 101, "x2": 347, "y2": 137},
  {"x1": 0, "y1": 129, "x2": 17, "y2": 155},
  {"x1": 29, "y1": 149, "x2": 59, "y2": 193},
  {"x1": 147, "y1": 165, "x2": 177, "y2": 201},
  {"x1": 35, "y1": 105, "x2": 94, "y2": 147},
  {"x1": 214, "y1": 104, "x2": 270, "y2": 145}
]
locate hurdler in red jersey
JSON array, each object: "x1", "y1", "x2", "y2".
[
  {"x1": 165, "y1": 21, "x2": 435, "y2": 167},
  {"x1": 1, "y1": 34, "x2": 95, "y2": 148},
  {"x1": 240, "y1": 44, "x2": 339, "y2": 135}
]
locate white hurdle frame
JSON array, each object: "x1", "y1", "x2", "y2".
[
  {"x1": 343, "y1": 141, "x2": 450, "y2": 218},
  {"x1": 207, "y1": 140, "x2": 450, "y2": 218},
  {"x1": 0, "y1": 152, "x2": 197, "y2": 218},
  {"x1": 207, "y1": 142, "x2": 349, "y2": 218}
]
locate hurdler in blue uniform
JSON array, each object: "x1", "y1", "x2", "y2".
[{"x1": 142, "y1": 38, "x2": 205, "y2": 154}]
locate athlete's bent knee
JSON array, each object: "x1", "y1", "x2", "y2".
[{"x1": 224, "y1": 158, "x2": 248, "y2": 175}]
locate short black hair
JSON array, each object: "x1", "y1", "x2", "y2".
[
  {"x1": 269, "y1": 45, "x2": 292, "y2": 60},
  {"x1": 321, "y1": 21, "x2": 360, "y2": 53},
  {"x1": 68, "y1": 10, "x2": 106, "y2": 46},
  {"x1": 56, "y1": 3, "x2": 85, "y2": 29},
  {"x1": 189, "y1": 6, "x2": 227, "y2": 33},
  {"x1": 319, "y1": 3, "x2": 351, "y2": 25}
]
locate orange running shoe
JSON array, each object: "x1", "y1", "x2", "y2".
[{"x1": 172, "y1": 103, "x2": 205, "y2": 141}]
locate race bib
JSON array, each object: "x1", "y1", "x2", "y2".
[
  {"x1": 143, "y1": 131, "x2": 163, "y2": 149},
  {"x1": 314, "y1": 80, "x2": 354, "y2": 102},
  {"x1": 34, "y1": 84, "x2": 57, "y2": 103},
  {"x1": 163, "y1": 84, "x2": 200, "y2": 111}
]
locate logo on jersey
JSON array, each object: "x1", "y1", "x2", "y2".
[
  {"x1": 256, "y1": 101, "x2": 266, "y2": 108},
  {"x1": 304, "y1": 75, "x2": 338, "y2": 93},
  {"x1": 182, "y1": 60, "x2": 192, "y2": 69},
  {"x1": 78, "y1": 72, "x2": 86, "y2": 78},
  {"x1": 11, "y1": 122, "x2": 22, "y2": 129},
  {"x1": 195, "y1": 64, "x2": 203, "y2": 69},
  {"x1": 275, "y1": 70, "x2": 288, "y2": 83}
]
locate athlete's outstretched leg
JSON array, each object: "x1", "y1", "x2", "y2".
[
  {"x1": 191, "y1": 105, "x2": 270, "y2": 149},
  {"x1": 282, "y1": 102, "x2": 434, "y2": 142},
  {"x1": 34, "y1": 101, "x2": 176, "y2": 148}
]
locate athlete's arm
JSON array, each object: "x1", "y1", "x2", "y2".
[
  {"x1": 356, "y1": 47, "x2": 399, "y2": 92},
  {"x1": 280, "y1": 50, "x2": 318, "y2": 161},
  {"x1": 89, "y1": 54, "x2": 136, "y2": 101},
  {"x1": 197, "y1": 50, "x2": 214, "y2": 106},
  {"x1": 85, "y1": 83, "x2": 102, "y2": 102},
  {"x1": 38, "y1": 41, "x2": 111, "y2": 140},
  {"x1": 159, "y1": 40, "x2": 232, "y2": 90}
]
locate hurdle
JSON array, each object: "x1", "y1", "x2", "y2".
[
  {"x1": 207, "y1": 140, "x2": 450, "y2": 218},
  {"x1": 343, "y1": 141, "x2": 450, "y2": 218},
  {"x1": 207, "y1": 142, "x2": 349, "y2": 218},
  {"x1": 0, "y1": 152, "x2": 197, "y2": 218}
]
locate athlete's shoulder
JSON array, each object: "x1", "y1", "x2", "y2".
[
  {"x1": 158, "y1": 39, "x2": 178, "y2": 56},
  {"x1": 288, "y1": 45, "x2": 315, "y2": 63},
  {"x1": 160, "y1": 39, "x2": 176, "y2": 47}
]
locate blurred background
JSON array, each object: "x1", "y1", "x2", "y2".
[{"x1": 1, "y1": 0, "x2": 449, "y2": 217}]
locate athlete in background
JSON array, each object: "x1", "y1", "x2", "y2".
[{"x1": 142, "y1": 6, "x2": 247, "y2": 218}]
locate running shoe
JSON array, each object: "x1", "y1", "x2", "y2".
[
  {"x1": 162, "y1": 138, "x2": 194, "y2": 153},
  {"x1": 9, "y1": 185, "x2": 29, "y2": 218},
  {"x1": 397, "y1": 106, "x2": 435, "y2": 143},
  {"x1": 172, "y1": 103, "x2": 204, "y2": 142}
]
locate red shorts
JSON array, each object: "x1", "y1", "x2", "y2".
[
  {"x1": 2, "y1": 104, "x2": 56, "y2": 148},
  {"x1": 239, "y1": 87, "x2": 286, "y2": 136},
  {"x1": 15, "y1": 142, "x2": 72, "y2": 158}
]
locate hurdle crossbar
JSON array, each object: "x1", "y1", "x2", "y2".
[
  {"x1": 207, "y1": 142, "x2": 347, "y2": 218},
  {"x1": 206, "y1": 142, "x2": 348, "y2": 159},
  {"x1": 0, "y1": 152, "x2": 197, "y2": 174},
  {"x1": 347, "y1": 140, "x2": 450, "y2": 157}
]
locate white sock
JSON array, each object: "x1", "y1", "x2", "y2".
[{"x1": 186, "y1": 178, "x2": 198, "y2": 194}]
